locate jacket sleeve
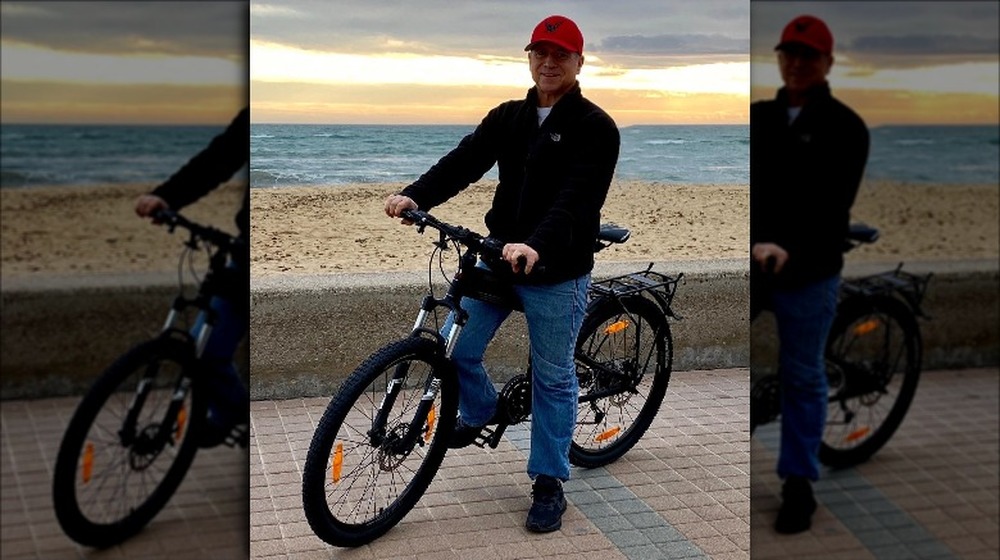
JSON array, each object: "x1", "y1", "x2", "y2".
[
  {"x1": 151, "y1": 106, "x2": 249, "y2": 210},
  {"x1": 399, "y1": 106, "x2": 505, "y2": 211},
  {"x1": 525, "y1": 110, "x2": 620, "y2": 258}
]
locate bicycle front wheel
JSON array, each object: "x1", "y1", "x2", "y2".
[
  {"x1": 302, "y1": 336, "x2": 458, "y2": 547},
  {"x1": 52, "y1": 336, "x2": 205, "y2": 548},
  {"x1": 820, "y1": 295, "x2": 921, "y2": 468},
  {"x1": 571, "y1": 295, "x2": 672, "y2": 468}
]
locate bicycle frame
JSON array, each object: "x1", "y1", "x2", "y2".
[
  {"x1": 369, "y1": 210, "x2": 681, "y2": 454},
  {"x1": 121, "y1": 212, "x2": 240, "y2": 452}
]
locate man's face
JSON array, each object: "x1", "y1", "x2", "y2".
[
  {"x1": 528, "y1": 42, "x2": 583, "y2": 100},
  {"x1": 777, "y1": 44, "x2": 833, "y2": 94}
]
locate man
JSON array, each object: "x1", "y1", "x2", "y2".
[
  {"x1": 750, "y1": 15, "x2": 869, "y2": 534},
  {"x1": 135, "y1": 106, "x2": 250, "y2": 448},
  {"x1": 384, "y1": 15, "x2": 619, "y2": 533}
]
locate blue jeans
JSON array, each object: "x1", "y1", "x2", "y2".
[
  {"x1": 442, "y1": 268, "x2": 589, "y2": 482},
  {"x1": 191, "y1": 286, "x2": 249, "y2": 427},
  {"x1": 771, "y1": 274, "x2": 840, "y2": 481}
]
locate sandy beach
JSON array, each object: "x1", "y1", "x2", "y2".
[{"x1": 1, "y1": 179, "x2": 996, "y2": 279}]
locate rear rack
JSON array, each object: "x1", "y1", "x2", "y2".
[
  {"x1": 842, "y1": 263, "x2": 933, "y2": 318},
  {"x1": 589, "y1": 263, "x2": 683, "y2": 319}
]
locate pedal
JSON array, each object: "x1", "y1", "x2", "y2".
[
  {"x1": 485, "y1": 422, "x2": 509, "y2": 449},
  {"x1": 470, "y1": 420, "x2": 512, "y2": 449},
  {"x1": 472, "y1": 427, "x2": 493, "y2": 448},
  {"x1": 223, "y1": 423, "x2": 249, "y2": 449}
]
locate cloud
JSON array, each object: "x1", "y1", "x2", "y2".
[
  {"x1": 597, "y1": 34, "x2": 748, "y2": 56},
  {"x1": 844, "y1": 34, "x2": 999, "y2": 69},
  {"x1": 0, "y1": 1, "x2": 246, "y2": 59},
  {"x1": 751, "y1": 1, "x2": 998, "y2": 70},
  {"x1": 249, "y1": 0, "x2": 748, "y2": 60}
]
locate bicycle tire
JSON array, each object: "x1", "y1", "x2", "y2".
[
  {"x1": 53, "y1": 336, "x2": 205, "y2": 548},
  {"x1": 819, "y1": 295, "x2": 921, "y2": 468},
  {"x1": 302, "y1": 336, "x2": 458, "y2": 547},
  {"x1": 571, "y1": 295, "x2": 672, "y2": 468}
]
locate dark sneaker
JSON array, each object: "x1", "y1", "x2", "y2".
[
  {"x1": 525, "y1": 475, "x2": 567, "y2": 533},
  {"x1": 448, "y1": 406, "x2": 503, "y2": 449},
  {"x1": 774, "y1": 475, "x2": 817, "y2": 534},
  {"x1": 448, "y1": 417, "x2": 487, "y2": 449}
]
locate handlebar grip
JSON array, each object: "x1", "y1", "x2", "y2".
[
  {"x1": 399, "y1": 208, "x2": 425, "y2": 223},
  {"x1": 763, "y1": 255, "x2": 777, "y2": 275},
  {"x1": 152, "y1": 208, "x2": 178, "y2": 225}
]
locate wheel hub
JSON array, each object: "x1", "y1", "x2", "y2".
[
  {"x1": 378, "y1": 424, "x2": 411, "y2": 471},
  {"x1": 129, "y1": 424, "x2": 165, "y2": 470}
]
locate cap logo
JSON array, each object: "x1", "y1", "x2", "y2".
[
  {"x1": 795, "y1": 21, "x2": 810, "y2": 33},
  {"x1": 545, "y1": 21, "x2": 562, "y2": 33}
]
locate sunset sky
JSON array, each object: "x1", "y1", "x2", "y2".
[
  {"x1": 0, "y1": 1, "x2": 246, "y2": 125},
  {"x1": 4, "y1": 2, "x2": 994, "y2": 127},
  {"x1": 249, "y1": 1, "x2": 751, "y2": 126},
  {"x1": 751, "y1": 1, "x2": 999, "y2": 125}
]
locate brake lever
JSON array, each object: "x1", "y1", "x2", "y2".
[{"x1": 433, "y1": 230, "x2": 449, "y2": 250}]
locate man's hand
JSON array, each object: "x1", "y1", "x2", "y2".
[
  {"x1": 384, "y1": 194, "x2": 418, "y2": 224},
  {"x1": 752, "y1": 242, "x2": 789, "y2": 275},
  {"x1": 135, "y1": 194, "x2": 169, "y2": 223},
  {"x1": 503, "y1": 243, "x2": 540, "y2": 275}
]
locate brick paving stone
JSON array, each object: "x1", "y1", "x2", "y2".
[
  {"x1": 751, "y1": 367, "x2": 999, "y2": 559},
  {"x1": 249, "y1": 368, "x2": 749, "y2": 559},
  {"x1": 1, "y1": 394, "x2": 249, "y2": 559}
]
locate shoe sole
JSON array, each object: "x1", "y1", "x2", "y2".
[{"x1": 525, "y1": 500, "x2": 567, "y2": 533}]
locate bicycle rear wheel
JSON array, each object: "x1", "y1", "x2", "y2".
[
  {"x1": 820, "y1": 295, "x2": 921, "y2": 468},
  {"x1": 571, "y1": 295, "x2": 671, "y2": 468},
  {"x1": 52, "y1": 336, "x2": 204, "y2": 548},
  {"x1": 302, "y1": 336, "x2": 458, "y2": 547}
]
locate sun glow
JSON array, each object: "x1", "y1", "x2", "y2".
[
  {"x1": 1, "y1": 43, "x2": 243, "y2": 85},
  {"x1": 251, "y1": 40, "x2": 748, "y2": 96}
]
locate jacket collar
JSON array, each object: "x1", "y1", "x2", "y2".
[
  {"x1": 775, "y1": 82, "x2": 832, "y2": 108},
  {"x1": 526, "y1": 82, "x2": 583, "y2": 109}
]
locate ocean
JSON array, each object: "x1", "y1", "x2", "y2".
[
  {"x1": 249, "y1": 124, "x2": 750, "y2": 186},
  {"x1": 1, "y1": 123, "x2": 996, "y2": 188},
  {"x1": 0, "y1": 124, "x2": 248, "y2": 188}
]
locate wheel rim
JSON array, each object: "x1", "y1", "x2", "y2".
[
  {"x1": 73, "y1": 355, "x2": 193, "y2": 527},
  {"x1": 574, "y1": 309, "x2": 662, "y2": 453},
  {"x1": 320, "y1": 355, "x2": 446, "y2": 528},
  {"x1": 823, "y1": 309, "x2": 912, "y2": 452}
]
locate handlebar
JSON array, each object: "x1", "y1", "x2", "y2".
[
  {"x1": 152, "y1": 209, "x2": 239, "y2": 249},
  {"x1": 401, "y1": 208, "x2": 503, "y2": 257}
]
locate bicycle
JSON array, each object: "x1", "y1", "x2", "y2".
[
  {"x1": 52, "y1": 210, "x2": 247, "y2": 548},
  {"x1": 302, "y1": 209, "x2": 681, "y2": 547},
  {"x1": 750, "y1": 223, "x2": 932, "y2": 468}
]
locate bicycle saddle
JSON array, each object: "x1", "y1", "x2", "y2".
[
  {"x1": 597, "y1": 223, "x2": 631, "y2": 244},
  {"x1": 847, "y1": 223, "x2": 879, "y2": 244}
]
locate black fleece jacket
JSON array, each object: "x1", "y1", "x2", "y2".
[
  {"x1": 152, "y1": 106, "x2": 249, "y2": 242},
  {"x1": 750, "y1": 83, "x2": 869, "y2": 288},
  {"x1": 400, "y1": 84, "x2": 620, "y2": 284}
]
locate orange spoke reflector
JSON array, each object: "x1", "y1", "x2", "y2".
[
  {"x1": 595, "y1": 427, "x2": 621, "y2": 442},
  {"x1": 82, "y1": 442, "x2": 94, "y2": 484},
  {"x1": 844, "y1": 426, "x2": 871, "y2": 443},
  {"x1": 332, "y1": 442, "x2": 343, "y2": 483},
  {"x1": 175, "y1": 404, "x2": 187, "y2": 442},
  {"x1": 604, "y1": 320, "x2": 629, "y2": 335},
  {"x1": 853, "y1": 319, "x2": 880, "y2": 336},
  {"x1": 425, "y1": 404, "x2": 436, "y2": 442}
]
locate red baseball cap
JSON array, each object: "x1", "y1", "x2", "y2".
[
  {"x1": 775, "y1": 15, "x2": 833, "y2": 54},
  {"x1": 524, "y1": 15, "x2": 584, "y2": 55}
]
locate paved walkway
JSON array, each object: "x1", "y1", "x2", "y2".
[
  {"x1": 0, "y1": 396, "x2": 248, "y2": 559},
  {"x1": 752, "y1": 367, "x2": 999, "y2": 559},
  {"x1": 3, "y1": 367, "x2": 995, "y2": 559},
  {"x1": 249, "y1": 368, "x2": 751, "y2": 559}
]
